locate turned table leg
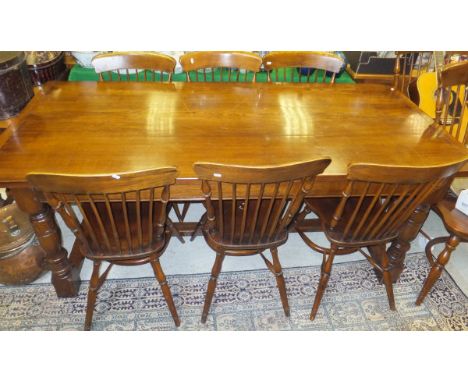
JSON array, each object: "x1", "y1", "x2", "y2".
[
  {"x1": 11, "y1": 187, "x2": 80, "y2": 297},
  {"x1": 387, "y1": 205, "x2": 431, "y2": 282},
  {"x1": 386, "y1": 204, "x2": 431, "y2": 282},
  {"x1": 369, "y1": 204, "x2": 431, "y2": 283}
]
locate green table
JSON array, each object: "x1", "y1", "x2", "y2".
[{"x1": 68, "y1": 65, "x2": 355, "y2": 83}]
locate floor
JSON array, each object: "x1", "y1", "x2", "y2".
[
  {"x1": 3, "y1": 251, "x2": 465, "y2": 331},
  {"x1": 32, "y1": 203, "x2": 468, "y2": 296}
]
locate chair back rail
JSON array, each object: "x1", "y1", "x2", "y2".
[
  {"x1": 329, "y1": 161, "x2": 466, "y2": 244},
  {"x1": 179, "y1": 51, "x2": 262, "y2": 82},
  {"x1": 435, "y1": 61, "x2": 468, "y2": 145},
  {"x1": 262, "y1": 51, "x2": 344, "y2": 83},
  {"x1": 92, "y1": 52, "x2": 176, "y2": 82},
  {"x1": 27, "y1": 168, "x2": 178, "y2": 259},
  {"x1": 194, "y1": 159, "x2": 331, "y2": 246}
]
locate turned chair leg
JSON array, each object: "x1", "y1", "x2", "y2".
[
  {"x1": 172, "y1": 202, "x2": 190, "y2": 222},
  {"x1": 201, "y1": 252, "x2": 225, "y2": 324},
  {"x1": 150, "y1": 258, "x2": 181, "y2": 327},
  {"x1": 310, "y1": 249, "x2": 336, "y2": 320},
  {"x1": 416, "y1": 235, "x2": 460, "y2": 305},
  {"x1": 380, "y1": 252, "x2": 396, "y2": 311},
  {"x1": 190, "y1": 215, "x2": 207, "y2": 242},
  {"x1": 84, "y1": 261, "x2": 101, "y2": 331},
  {"x1": 270, "y1": 248, "x2": 290, "y2": 317},
  {"x1": 166, "y1": 218, "x2": 185, "y2": 244}
]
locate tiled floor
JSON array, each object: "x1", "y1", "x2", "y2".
[{"x1": 31, "y1": 204, "x2": 468, "y2": 296}]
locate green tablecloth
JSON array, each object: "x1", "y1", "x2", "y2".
[{"x1": 68, "y1": 65, "x2": 355, "y2": 83}]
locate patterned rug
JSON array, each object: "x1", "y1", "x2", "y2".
[{"x1": 0, "y1": 252, "x2": 467, "y2": 330}]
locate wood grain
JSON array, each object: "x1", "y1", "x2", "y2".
[{"x1": 0, "y1": 81, "x2": 466, "y2": 199}]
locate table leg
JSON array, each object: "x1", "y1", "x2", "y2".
[
  {"x1": 11, "y1": 187, "x2": 80, "y2": 297},
  {"x1": 369, "y1": 204, "x2": 431, "y2": 283},
  {"x1": 387, "y1": 204, "x2": 431, "y2": 281}
]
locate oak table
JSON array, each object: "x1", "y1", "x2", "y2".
[{"x1": 0, "y1": 81, "x2": 466, "y2": 297}]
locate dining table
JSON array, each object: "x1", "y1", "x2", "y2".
[{"x1": 0, "y1": 80, "x2": 467, "y2": 298}]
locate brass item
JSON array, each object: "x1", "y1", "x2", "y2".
[{"x1": 0, "y1": 203, "x2": 45, "y2": 285}]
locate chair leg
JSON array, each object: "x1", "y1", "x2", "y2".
[
  {"x1": 172, "y1": 202, "x2": 190, "y2": 222},
  {"x1": 150, "y1": 258, "x2": 181, "y2": 327},
  {"x1": 270, "y1": 247, "x2": 290, "y2": 317},
  {"x1": 166, "y1": 217, "x2": 185, "y2": 244},
  {"x1": 84, "y1": 261, "x2": 101, "y2": 331},
  {"x1": 310, "y1": 249, "x2": 335, "y2": 321},
  {"x1": 380, "y1": 251, "x2": 396, "y2": 311},
  {"x1": 180, "y1": 202, "x2": 190, "y2": 221},
  {"x1": 416, "y1": 235, "x2": 460, "y2": 305},
  {"x1": 190, "y1": 215, "x2": 206, "y2": 242},
  {"x1": 201, "y1": 252, "x2": 225, "y2": 324}
]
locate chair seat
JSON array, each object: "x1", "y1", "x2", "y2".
[
  {"x1": 433, "y1": 194, "x2": 468, "y2": 240},
  {"x1": 199, "y1": 196, "x2": 292, "y2": 253},
  {"x1": 305, "y1": 197, "x2": 399, "y2": 247},
  {"x1": 201, "y1": 213, "x2": 288, "y2": 255},
  {"x1": 81, "y1": 201, "x2": 167, "y2": 260},
  {"x1": 202, "y1": 229, "x2": 288, "y2": 255}
]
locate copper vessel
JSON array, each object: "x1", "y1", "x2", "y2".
[{"x1": 0, "y1": 203, "x2": 46, "y2": 285}]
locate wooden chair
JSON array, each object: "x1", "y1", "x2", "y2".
[
  {"x1": 262, "y1": 51, "x2": 344, "y2": 83},
  {"x1": 392, "y1": 51, "x2": 433, "y2": 102},
  {"x1": 176, "y1": 51, "x2": 263, "y2": 224},
  {"x1": 179, "y1": 51, "x2": 262, "y2": 82},
  {"x1": 295, "y1": 161, "x2": 465, "y2": 320},
  {"x1": 92, "y1": 52, "x2": 176, "y2": 82},
  {"x1": 27, "y1": 168, "x2": 181, "y2": 330},
  {"x1": 91, "y1": 51, "x2": 185, "y2": 238},
  {"x1": 416, "y1": 61, "x2": 468, "y2": 305},
  {"x1": 433, "y1": 61, "x2": 468, "y2": 144},
  {"x1": 193, "y1": 158, "x2": 331, "y2": 323}
]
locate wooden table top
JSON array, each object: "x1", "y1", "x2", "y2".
[{"x1": 0, "y1": 81, "x2": 467, "y2": 197}]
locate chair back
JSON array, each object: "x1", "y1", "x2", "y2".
[
  {"x1": 92, "y1": 52, "x2": 176, "y2": 82},
  {"x1": 194, "y1": 159, "x2": 331, "y2": 247},
  {"x1": 328, "y1": 161, "x2": 466, "y2": 245},
  {"x1": 393, "y1": 51, "x2": 433, "y2": 98},
  {"x1": 435, "y1": 61, "x2": 468, "y2": 145},
  {"x1": 179, "y1": 51, "x2": 262, "y2": 82},
  {"x1": 262, "y1": 51, "x2": 344, "y2": 83},
  {"x1": 27, "y1": 168, "x2": 178, "y2": 260}
]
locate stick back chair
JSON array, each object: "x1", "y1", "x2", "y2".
[
  {"x1": 295, "y1": 161, "x2": 466, "y2": 320},
  {"x1": 175, "y1": 51, "x2": 263, "y2": 224},
  {"x1": 434, "y1": 60, "x2": 468, "y2": 144},
  {"x1": 92, "y1": 52, "x2": 176, "y2": 82},
  {"x1": 392, "y1": 51, "x2": 433, "y2": 102},
  {"x1": 27, "y1": 168, "x2": 181, "y2": 330},
  {"x1": 193, "y1": 158, "x2": 331, "y2": 323},
  {"x1": 417, "y1": 61, "x2": 468, "y2": 305},
  {"x1": 262, "y1": 51, "x2": 344, "y2": 83},
  {"x1": 179, "y1": 51, "x2": 262, "y2": 83}
]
